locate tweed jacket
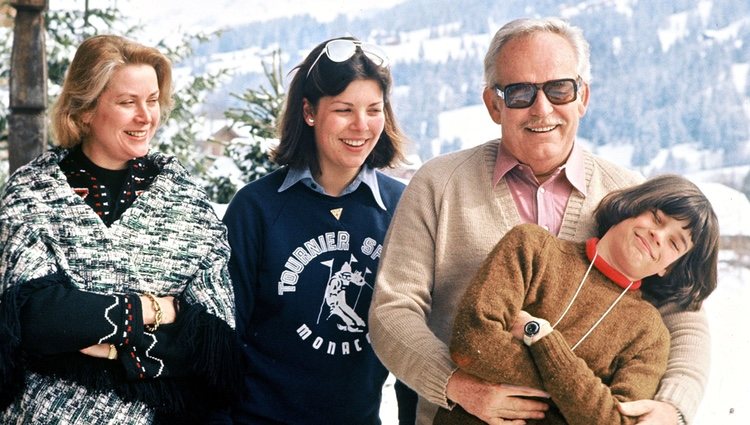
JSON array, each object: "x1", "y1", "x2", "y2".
[{"x1": 0, "y1": 148, "x2": 235, "y2": 424}]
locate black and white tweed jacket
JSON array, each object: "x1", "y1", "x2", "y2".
[{"x1": 0, "y1": 147, "x2": 236, "y2": 424}]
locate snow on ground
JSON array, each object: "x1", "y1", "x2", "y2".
[{"x1": 695, "y1": 262, "x2": 750, "y2": 424}]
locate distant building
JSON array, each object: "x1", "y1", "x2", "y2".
[{"x1": 201, "y1": 125, "x2": 240, "y2": 157}]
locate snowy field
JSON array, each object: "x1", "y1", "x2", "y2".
[{"x1": 695, "y1": 260, "x2": 750, "y2": 424}]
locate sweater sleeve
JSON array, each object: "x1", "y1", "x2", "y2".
[
  {"x1": 368, "y1": 169, "x2": 458, "y2": 408},
  {"x1": 20, "y1": 275, "x2": 145, "y2": 354},
  {"x1": 654, "y1": 303, "x2": 711, "y2": 424},
  {"x1": 222, "y1": 186, "x2": 263, "y2": 347},
  {"x1": 529, "y1": 327, "x2": 669, "y2": 425},
  {"x1": 449, "y1": 227, "x2": 544, "y2": 390}
]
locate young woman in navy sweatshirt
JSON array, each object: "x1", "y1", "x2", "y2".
[{"x1": 222, "y1": 36, "x2": 409, "y2": 424}]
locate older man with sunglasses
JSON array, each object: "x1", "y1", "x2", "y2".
[{"x1": 369, "y1": 17, "x2": 706, "y2": 425}]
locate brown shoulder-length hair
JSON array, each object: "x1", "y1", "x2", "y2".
[
  {"x1": 51, "y1": 34, "x2": 174, "y2": 148},
  {"x1": 272, "y1": 36, "x2": 406, "y2": 173},
  {"x1": 594, "y1": 174, "x2": 719, "y2": 311}
]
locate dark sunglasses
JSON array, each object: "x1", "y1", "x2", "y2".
[
  {"x1": 306, "y1": 39, "x2": 389, "y2": 79},
  {"x1": 494, "y1": 77, "x2": 582, "y2": 109}
]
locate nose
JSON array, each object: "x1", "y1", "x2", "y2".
[
  {"x1": 350, "y1": 111, "x2": 368, "y2": 131},
  {"x1": 528, "y1": 89, "x2": 555, "y2": 116},
  {"x1": 134, "y1": 102, "x2": 152, "y2": 124},
  {"x1": 649, "y1": 228, "x2": 664, "y2": 247}
]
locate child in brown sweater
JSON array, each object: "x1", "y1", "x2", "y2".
[{"x1": 434, "y1": 174, "x2": 719, "y2": 425}]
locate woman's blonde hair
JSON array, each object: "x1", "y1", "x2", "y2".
[{"x1": 51, "y1": 34, "x2": 174, "y2": 148}]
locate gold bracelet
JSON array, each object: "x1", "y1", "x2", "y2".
[
  {"x1": 107, "y1": 344, "x2": 118, "y2": 360},
  {"x1": 143, "y1": 292, "x2": 163, "y2": 332}
]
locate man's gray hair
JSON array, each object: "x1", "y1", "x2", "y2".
[{"x1": 483, "y1": 17, "x2": 592, "y2": 88}]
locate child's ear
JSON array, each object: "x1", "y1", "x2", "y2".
[{"x1": 657, "y1": 268, "x2": 668, "y2": 277}]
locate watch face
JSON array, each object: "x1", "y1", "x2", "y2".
[{"x1": 524, "y1": 320, "x2": 541, "y2": 337}]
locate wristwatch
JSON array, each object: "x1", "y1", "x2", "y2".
[
  {"x1": 523, "y1": 320, "x2": 541, "y2": 346},
  {"x1": 522, "y1": 318, "x2": 552, "y2": 346}
]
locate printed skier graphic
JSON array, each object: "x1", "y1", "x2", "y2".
[{"x1": 317, "y1": 255, "x2": 372, "y2": 333}]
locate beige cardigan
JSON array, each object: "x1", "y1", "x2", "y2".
[{"x1": 369, "y1": 139, "x2": 710, "y2": 424}]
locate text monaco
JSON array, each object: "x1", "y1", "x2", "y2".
[{"x1": 297, "y1": 324, "x2": 372, "y2": 354}]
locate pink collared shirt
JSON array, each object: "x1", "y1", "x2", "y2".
[{"x1": 492, "y1": 142, "x2": 588, "y2": 236}]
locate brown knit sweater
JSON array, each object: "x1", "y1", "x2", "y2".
[{"x1": 433, "y1": 224, "x2": 670, "y2": 425}]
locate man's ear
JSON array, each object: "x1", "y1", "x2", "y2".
[
  {"x1": 482, "y1": 87, "x2": 503, "y2": 125},
  {"x1": 577, "y1": 81, "x2": 590, "y2": 118}
]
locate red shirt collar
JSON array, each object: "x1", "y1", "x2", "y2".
[{"x1": 586, "y1": 238, "x2": 642, "y2": 290}]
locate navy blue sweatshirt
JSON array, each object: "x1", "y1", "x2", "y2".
[{"x1": 223, "y1": 167, "x2": 405, "y2": 425}]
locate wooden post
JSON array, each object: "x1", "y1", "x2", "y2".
[{"x1": 8, "y1": 0, "x2": 47, "y2": 174}]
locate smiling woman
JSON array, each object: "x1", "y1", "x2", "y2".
[
  {"x1": 0, "y1": 34, "x2": 241, "y2": 424},
  {"x1": 304, "y1": 79, "x2": 386, "y2": 196},
  {"x1": 220, "y1": 36, "x2": 409, "y2": 424},
  {"x1": 81, "y1": 64, "x2": 161, "y2": 170}
]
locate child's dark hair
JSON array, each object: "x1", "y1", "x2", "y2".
[{"x1": 594, "y1": 174, "x2": 719, "y2": 310}]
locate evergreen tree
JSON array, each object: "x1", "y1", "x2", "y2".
[
  {"x1": 0, "y1": 2, "x2": 227, "y2": 192},
  {"x1": 205, "y1": 49, "x2": 285, "y2": 203},
  {"x1": 154, "y1": 32, "x2": 230, "y2": 181}
]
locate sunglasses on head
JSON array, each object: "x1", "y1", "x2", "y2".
[
  {"x1": 306, "y1": 39, "x2": 389, "y2": 79},
  {"x1": 494, "y1": 77, "x2": 583, "y2": 109}
]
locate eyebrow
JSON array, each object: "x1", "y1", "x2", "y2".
[
  {"x1": 330, "y1": 100, "x2": 384, "y2": 106},
  {"x1": 679, "y1": 232, "x2": 691, "y2": 251},
  {"x1": 116, "y1": 90, "x2": 160, "y2": 98},
  {"x1": 660, "y1": 210, "x2": 690, "y2": 251}
]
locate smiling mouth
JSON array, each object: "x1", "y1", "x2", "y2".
[
  {"x1": 526, "y1": 125, "x2": 558, "y2": 133},
  {"x1": 342, "y1": 138, "x2": 367, "y2": 147},
  {"x1": 636, "y1": 235, "x2": 655, "y2": 260},
  {"x1": 125, "y1": 130, "x2": 148, "y2": 137}
]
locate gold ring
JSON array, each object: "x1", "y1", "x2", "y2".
[{"x1": 107, "y1": 344, "x2": 118, "y2": 360}]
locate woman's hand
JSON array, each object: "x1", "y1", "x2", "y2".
[
  {"x1": 80, "y1": 343, "x2": 117, "y2": 359},
  {"x1": 79, "y1": 295, "x2": 177, "y2": 359}
]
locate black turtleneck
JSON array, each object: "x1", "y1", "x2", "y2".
[{"x1": 58, "y1": 146, "x2": 159, "y2": 226}]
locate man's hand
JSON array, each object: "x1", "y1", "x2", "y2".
[
  {"x1": 618, "y1": 399, "x2": 680, "y2": 424},
  {"x1": 446, "y1": 369, "x2": 550, "y2": 425}
]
